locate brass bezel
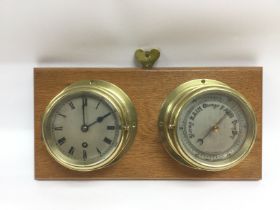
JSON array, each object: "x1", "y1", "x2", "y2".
[
  {"x1": 158, "y1": 79, "x2": 257, "y2": 171},
  {"x1": 42, "y1": 80, "x2": 137, "y2": 172}
]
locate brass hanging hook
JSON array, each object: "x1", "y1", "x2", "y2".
[{"x1": 135, "y1": 49, "x2": 160, "y2": 69}]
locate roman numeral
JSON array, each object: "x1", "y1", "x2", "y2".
[
  {"x1": 57, "y1": 137, "x2": 66, "y2": 145},
  {"x1": 82, "y1": 97, "x2": 87, "y2": 106},
  {"x1": 68, "y1": 146, "x2": 75, "y2": 155},
  {"x1": 96, "y1": 147, "x2": 102, "y2": 156},
  {"x1": 83, "y1": 150, "x2": 87, "y2": 160},
  {"x1": 54, "y1": 126, "x2": 63, "y2": 131},
  {"x1": 57, "y1": 113, "x2": 66, "y2": 118},
  {"x1": 103, "y1": 137, "x2": 112, "y2": 145},
  {"x1": 107, "y1": 126, "x2": 115, "y2": 130},
  {"x1": 69, "y1": 101, "x2": 75, "y2": 109},
  {"x1": 96, "y1": 101, "x2": 101, "y2": 109}
]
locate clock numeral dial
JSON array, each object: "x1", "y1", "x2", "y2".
[
  {"x1": 52, "y1": 96, "x2": 120, "y2": 162},
  {"x1": 44, "y1": 80, "x2": 138, "y2": 171},
  {"x1": 42, "y1": 80, "x2": 137, "y2": 171},
  {"x1": 51, "y1": 96, "x2": 121, "y2": 163}
]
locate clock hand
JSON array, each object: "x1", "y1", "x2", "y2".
[
  {"x1": 82, "y1": 97, "x2": 87, "y2": 125},
  {"x1": 87, "y1": 112, "x2": 112, "y2": 128},
  {"x1": 197, "y1": 113, "x2": 227, "y2": 145}
]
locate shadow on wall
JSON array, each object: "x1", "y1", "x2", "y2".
[
  {"x1": 35, "y1": 22, "x2": 260, "y2": 66},
  {"x1": 1, "y1": 7, "x2": 262, "y2": 66}
]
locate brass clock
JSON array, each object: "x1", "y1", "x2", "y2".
[
  {"x1": 158, "y1": 79, "x2": 257, "y2": 171},
  {"x1": 42, "y1": 80, "x2": 137, "y2": 171}
]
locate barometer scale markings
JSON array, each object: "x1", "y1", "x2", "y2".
[
  {"x1": 57, "y1": 137, "x2": 66, "y2": 145},
  {"x1": 104, "y1": 137, "x2": 112, "y2": 145}
]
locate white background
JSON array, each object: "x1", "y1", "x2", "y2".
[{"x1": 0, "y1": 0, "x2": 280, "y2": 209}]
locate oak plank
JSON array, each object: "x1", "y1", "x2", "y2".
[{"x1": 34, "y1": 67, "x2": 262, "y2": 180}]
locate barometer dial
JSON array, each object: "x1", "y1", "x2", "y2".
[{"x1": 159, "y1": 79, "x2": 257, "y2": 171}]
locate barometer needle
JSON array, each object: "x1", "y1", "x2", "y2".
[
  {"x1": 215, "y1": 113, "x2": 227, "y2": 127},
  {"x1": 197, "y1": 113, "x2": 227, "y2": 145}
]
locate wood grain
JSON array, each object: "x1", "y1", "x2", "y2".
[{"x1": 34, "y1": 67, "x2": 262, "y2": 180}]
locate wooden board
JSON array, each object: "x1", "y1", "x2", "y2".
[{"x1": 34, "y1": 67, "x2": 262, "y2": 180}]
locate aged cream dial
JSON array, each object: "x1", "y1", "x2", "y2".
[
  {"x1": 42, "y1": 80, "x2": 137, "y2": 171},
  {"x1": 158, "y1": 79, "x2": 257, "y2": 171}
]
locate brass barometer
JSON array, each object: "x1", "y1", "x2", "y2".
[
  {"x1": 158, "y1": 79, "x2": 257, "y2": 171},
  {"x1": 42, "y1": 80, "x2": 137, "y2": 171}
]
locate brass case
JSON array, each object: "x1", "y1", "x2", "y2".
[
  {"x1": 42, "y1": 80, "x2": 137, "y2": 171},
  {"x1": 158, "y1": 79, "x2": 257, "y2": 171}
]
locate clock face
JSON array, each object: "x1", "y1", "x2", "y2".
[
  {"x1": 176, "y1": 92, "x2": 248, "y2": 163},
  {"x1": 48, "y1": 94, "x2": 121, "y2": 166},
  {"x1": 42, "y1": 80, "x2": 137, "y2": 171}
]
